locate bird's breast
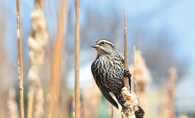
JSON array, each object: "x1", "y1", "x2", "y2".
[{"x1": 93, "y1": 56, "x2": 124, "y2": 93}]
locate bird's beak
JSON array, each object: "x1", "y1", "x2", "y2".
[{"x1": 91, "y1": 43, "x2": 100, "y2": 48}]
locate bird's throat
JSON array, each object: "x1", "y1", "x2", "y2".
[{"x1": 96, "y1": 48, "x2": 110, "y2": 56}]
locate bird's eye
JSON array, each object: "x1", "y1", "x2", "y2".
[{"x1": 101, "y1": 42, "x2": 104, "y2": 45}]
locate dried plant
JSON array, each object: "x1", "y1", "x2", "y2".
[
  {"x1": 167, "y1": 67, "x2": 177, "y2": 118},
  {"x1": 160, "y1": 67, "x2": 177, "y2": 118},
  {"x1": 75, "y1": 0, "x2": 81, "y2": 117},
  {"x1": 131, "y1": 50, "x2": 151, "y2": 92},
  {"x1": 16, "y1": 0, "x2": 24, "y2": 117},
  {"x1": 121, "y1": 87, "x2": 139, "y2": 118},
  {"x1": 121, "y1": 9, "x2": 140, "y2": 118},
  {"x1": 27, "y1": 86, "x2": 34, "y2": 118},
  {"x1": 7, "y1": 88, "x2": 19, "y2": 118},
  {"x1": 47, "y1": 0, "x2": 67, "y2": 117},
  {"x1": 81, "y1": 82, "x2": 100, "y2": 118},
  {"x1": 130, "y1": 49, "x2": 151, "y2": 117},
  {"x1": 27, "y1": 0, "x2": 48, "y2": 117}
]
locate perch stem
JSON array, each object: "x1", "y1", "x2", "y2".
[
  {"x1": 133, "y1": 46, "x2": 137, "y2": 94},
  {"x1": 16, "y1": 0, "x2": 24, "y2": 118},
  {"x1": 123, "y1": 9, "x2": 130, "y2": 90}
]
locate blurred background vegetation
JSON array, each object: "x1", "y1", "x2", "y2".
[{"x1": 0, "y1": 0, "x2": 195, "y2": 118}]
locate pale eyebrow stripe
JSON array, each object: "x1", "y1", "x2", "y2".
[{"x1": 97, "y1": 40, "x2": 114, "y2": 46}]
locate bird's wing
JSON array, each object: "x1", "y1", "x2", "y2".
[
  {"x1": 119, "y1": 53, "x2": 124, "y2": 63},
  {"x1": 91, "y1": 62, "x2": 119, "y2": 109},
  {"x1": 135, "y1": 106, "x2": 145, "y2": 118},
  {"x1": 95, "y1": 79, "x2": 119, "y2": 109}
]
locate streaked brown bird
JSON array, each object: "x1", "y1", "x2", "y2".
[{"x1": 91, "y1": 39, "x2": 144, "y2": 118}]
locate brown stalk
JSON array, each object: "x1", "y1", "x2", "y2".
[
  {"x1": 16, "y1": 0, "x2": 24, "y2": 118},
  {"x1": 133, "y1": 46, "x2": 137, "y2": 94},
  {"x1": 121, "y1": 9, "x2": 131, "y2": 118},
  {"x1": 168, "y1": 67, "x2": 176, "y2": 118},
  {"x1": 48, "y1": 0, "x2": 66, "y2": 117},
  {"x1": 123, "y1": 9, "x2": 130, "y2": 89},
  {"x1": 160, "y1": 67, "x2": 177, "y2": 118},
  {"x1": 75, "y1": 0, "x2": 80, "y2": 117},
  {"x1": 121, "y1": 9, "x2": 140, "y2": 118},
  {"x1": 27, "y1": 87, "x2": 34, "y2": 118}
]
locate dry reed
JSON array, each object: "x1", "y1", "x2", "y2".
[
  {"x1": 27, "y1": 87, "x2": 34, "y2": 118},
  {"x1": 48, "y1": 0, "x2": 66, "y2": 117},
  {"x1": 130, "y1": 49, "x2": 151, "y2": 118},
  {"x1": 123, "y1": 9, "x2": 130, "y2": 89},
  {"x1": 16, "y1": 0, "x2": 24, "y2": 117},
  {"x1": 27, "y1": 0, "x2": 48, "y2": 117},
  {"x1": 81, "y1": 83, "x2": 100, "y2": 118},
  {"x1": 168, "y1": 67, "x2": 177, "y2": 118},
  {"x1": 75, "y1": 0, "x2": 80, "y2": 117},
  {"x1": 133, "y1": 46, "x2": 137, "y2": 94},
  {"x1": 131, "y1": 50, "x2": 151, "y2": 94},
  {"x1": 121, "y1": 9, "x2": 139, "y2": 118},
  {"x1": 160, "y1": 67, "x2": 177, "y2": 118}
]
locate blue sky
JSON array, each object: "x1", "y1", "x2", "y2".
[
  {"x1": 4, "y1": 0, "x2": 195, "y2": 69},
  {"x1": 79, "y1": 0, "x2": 195, "y2": 113},
  {"x1": 81, "y1": 0, "x2": 195, "y2": 69}
]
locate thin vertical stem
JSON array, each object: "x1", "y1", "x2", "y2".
[
  {"x1": 48, "y1": 0, "x2": 66, "y2": 117},
  {"x1": 75, "y1": 0, "x2": 80, "y2": 117},
  {"x1": 168, "y1": 67, "x2": 176, "y2": 118},
  {"x1": 16, "y1": 0, "x2": 24, "y2": 118},
  {"x1": 27, "y1": 88, "x2": 34, "y2": 118},
  {"x1": 123, "y1": 9, "x2": 130, "y2": 89},
  {"x1": 133, "y1": 46, "x2": 137, "y2": 94}
]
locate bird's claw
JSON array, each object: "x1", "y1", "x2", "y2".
[
  {"x1": 122, "y1": 104, "x2": 131, "y2": 109},
  {"x1": 124, "y1": 70, "x2": 131, "y2": 78}
]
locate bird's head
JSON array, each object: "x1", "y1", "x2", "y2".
[{"x1": 91, "y1": 39, "x2": 116, "y2": 55}]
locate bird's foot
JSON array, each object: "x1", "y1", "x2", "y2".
[
  {"x1": 124, "y1": 69, "x2": 131, "y2": 78},
  {"x1": 122, "y1": 104, "x2": 131, "y2": 109}
]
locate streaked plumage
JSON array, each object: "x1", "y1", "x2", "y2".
[{"x1": 91, "y1": 39, "x2": 144, "y2": 118}]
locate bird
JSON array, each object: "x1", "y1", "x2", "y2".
[{"x1": 91, "y1": 39, "x2": 144, "y2": 118}]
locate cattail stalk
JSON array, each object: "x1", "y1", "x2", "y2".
[
  {"x1": 121, "y1": 9, "x2": 132, "y2": 118},
  {"x1": 130, "y1": 50, "x2": 150, "y2": 117},
  {"x1": 133, "y1": 46, "x2": 137, "y2": 94},
  {"x1": 121, "y1": 9, "x2": 140, "y2": 118},
  {"x1": 27, "y1": 0, "x2": 48, "y2": 117},
  {"x1": 27, "y1": 87, "x2": 34, "y2": 118},
  {"x1": 168, "y1": 67, "x2": 176, "y2": 118},
  {"x1": 160, "y1": 67, "x2": 177, "y2": 118},
  {"x1": 75, "y1": 0, "x2": 80, "y2": 117},
  {"x1": 81, "y1": 83, "x2": 100, "y2": 118},
  {"x1": 16, "y1": 0, "x2": 24, "y2": 117},
  {"x1": 123, "y1": 9, "x2": 130, "y2": 89},
  {"x1": 48, "y1": 0, "x2": 66, "y2": 117}
]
